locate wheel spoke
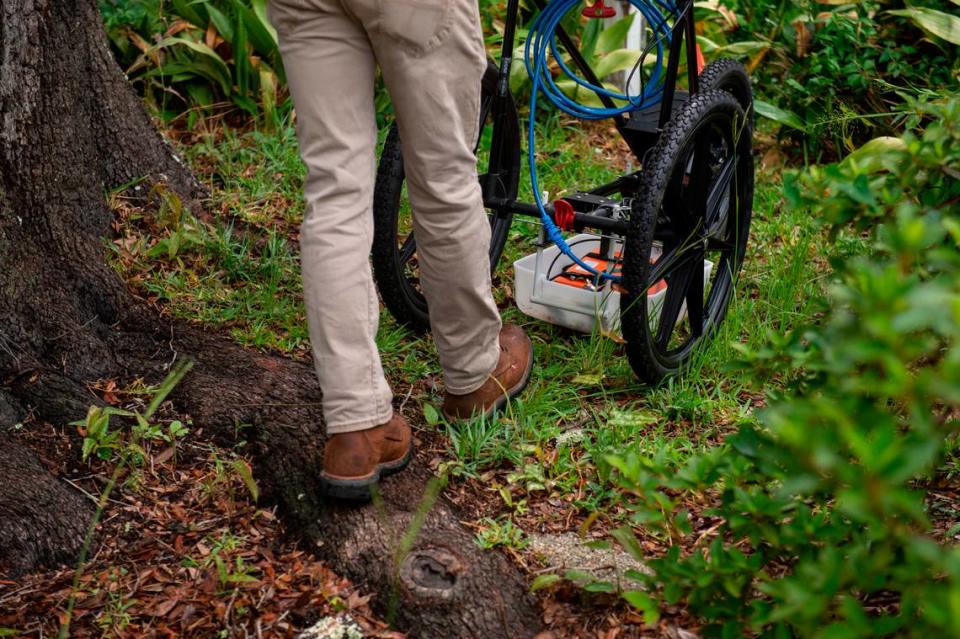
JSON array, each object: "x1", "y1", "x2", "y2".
[
  {"x1": 665, "y1": 152, "x2": 693, "y2": 233},
  {"x1": 706, "y1": 234, "x2": 737, "y2": 252},
  {"x1": 705, "y1": 153, "x2": 736, "y2": 237},
  {"x1": 655, "y1": 262, "x2": 695, "y2": 349},
  {"x1": 685, "y1": 248, "x2": 705, "y2": 337},
  {"x1": 648, "y1": 243, "x2": 696, "y2": 287},
  {"x1": 685, "y1": 128, "x2": 712, "y2": 230},
  {"x1": 398, "y1": 233, "x2": 417, "y2": 265}
]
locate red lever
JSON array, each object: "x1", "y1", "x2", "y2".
[
  {"x1": 553, "y1": 199, "x2": 576, "y2": 231},
  {"x1": 582, "y1": 0, "x2": 616, "y2": 19}
]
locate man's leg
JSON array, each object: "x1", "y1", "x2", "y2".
[
  {"x1": 356, "y1": 0, "x2": 504, "y2": 395},
  {"x1": 353, "y1": 0, "x2": 534, "y2": 418},
  {"x1": 270, "y1": 0, "x2": 410, "y2": 498}
]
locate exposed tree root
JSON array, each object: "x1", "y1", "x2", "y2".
[{"x1": 0, "y1": 0, "x2": 541, "y2": 635}]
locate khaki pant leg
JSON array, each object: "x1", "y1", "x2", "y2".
[
  {"x1": 347, "y1": 0, "x2": 502, "y2": 394},
  {"x1": 270, "y1": 0, "x2": 394, "y2": 432}
]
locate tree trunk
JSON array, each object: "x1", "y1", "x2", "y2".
[
  {"x1": 0, "y1": 435, "x2": 94, "y2": 576},
  {"x1": 0, "y1": 1, "x2": 540, "y2": 636}
]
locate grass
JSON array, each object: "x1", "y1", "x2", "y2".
[{"x1": 108, "y1": 107, "x2": 827, "y2": 565}]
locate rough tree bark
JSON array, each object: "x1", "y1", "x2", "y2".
[{"x1": 0, "y1": 1, "x2": 540, "y2": 636}]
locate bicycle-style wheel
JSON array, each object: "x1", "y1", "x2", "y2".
[
  {"x1": 621, "y1": 89, "x2": 754, "y2": 383},
  {"x1": 699, "y1": 57, "x2": 753, "y2": 122},
  {"x1": 372, "y1": 61, "x2": 521, "y2": 333}
]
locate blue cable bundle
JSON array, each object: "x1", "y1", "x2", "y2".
[{"x1": 525, "y1": 0, "x2": 677, "y2": 281}]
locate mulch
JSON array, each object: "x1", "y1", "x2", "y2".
[{"x1": 0, "y1": 398, "x2": 400, "y2": 639}]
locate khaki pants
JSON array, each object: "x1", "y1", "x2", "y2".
[{"x1": 269, "y1": 0, "x2": 502, "y2": 433}]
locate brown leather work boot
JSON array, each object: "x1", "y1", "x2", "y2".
[
  {"x1": 319, "y1": 413, "x2": 412, "y2": 500},
  {"x1": 442, "y1": 324, "x2": 533, "y2": 421}
]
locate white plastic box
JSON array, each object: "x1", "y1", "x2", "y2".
[{"x1": 513, "y1": 233, "x2": 712, "y2": 335}]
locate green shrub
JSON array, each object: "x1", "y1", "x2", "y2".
[
  {"x1": 100, "y1": 0, "x2": 285, "y2": 126},
  {"x1": 605, "y1": 97, "x2": 960, "y2": 636},
  {"x1": 100, "y1": 0, "x2": 166, "y2": 64},
  {"x1": 698, "y1": 0, "x2": 959, "y2": 160}
]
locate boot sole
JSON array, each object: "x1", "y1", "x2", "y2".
[
  {"x1": 444, "y1": 339, "x2": 534, "y2": 423},
  {"x1": 319, "y1": 444, "x2": 413, "y2": 501}
]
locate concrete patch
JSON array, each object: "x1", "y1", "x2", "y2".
[
  {"x1": 297, "y1": 615, "x2": 364, "y2": 639},
  {"x1": 528, "y1": 532, "x2": 650, "y2": 589}
]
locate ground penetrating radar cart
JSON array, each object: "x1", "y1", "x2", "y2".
[{"x1": 372, "y1": 0, "x2": 755, "y2": 383}]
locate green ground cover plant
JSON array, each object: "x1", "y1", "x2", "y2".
[
  {"x1": 100, "y1": 0, "x2": 284, "y2": 126},
  {"x1": 700, "y1": 0, "x2": 959, "y2": 159},
  {"x1": 603, "y1": 97, "x2": 960, "y2": 636}
]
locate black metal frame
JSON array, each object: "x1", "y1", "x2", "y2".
[{"x1": 480, "y1": 0, "x2": 700, "y2": 236}]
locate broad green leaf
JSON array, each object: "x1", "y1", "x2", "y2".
[
  {"x1": 234, "y1": 10, "x2": 250, "y2": 96},
  {"x1": 251, "y1": 0, "x2": 279, "y2": 44},
  {"x1": 172, "y1": 0, "x2": 207, "y2": 28},
  {"x1": 149, "y1": 37, "x2": 232, "y2": 95},
  {"x1": 754, "y1": 99, "x2": 808, "y2": 132},
  {"x1": 233, "y1": 94, "x2": 259, "y2": 114},
  {"x1": 103, "y1": 407, "x2": 136, "y2": 417},
  {"x1": 531, "y1": 573, "x2": 562, "y2": 591},
  {"x1": 580, "y1": 16, "x2": 603, "y2": 63},
  {"x1": 697, "y1": 35, "x2": 769, "y2": 57},
  {"x1": 597, "y1": 13, "x2": 636, "y2": 54},
  {"x1": 622, "y1": 590, "x2": 660, "y2": 625},
  {"x1": 572, "y1": 372, "x2": 603, "y2": 385},
  {"x1": 510, "y1": 44, "x2": 531, "y2": 94},
  {"x1": 232, "y1": 459, "x2": 260, "y2": 501},
  {"x1": 423, "y1": 402, "x2": 440, "y2": 426},
  {"x1": 556, "y1": 79, "x2": 607, "y2": 108},
  {"x1": 608, "y1": 409, "x2": 658, "y2": 428},
  {"x1": 839, "y1": 136, "x2": 907, "y2": 172},
  {"x1": 259, "y1": 66, "x2": 279, "y2": 127},
  {"x1": 584, "y1": 539, "x2": 612, "y2": 550},
  {"x1": 584, "y1": 580, "x2": 616, "y2": 593},
  {"x1": 206, "y1": 4, "x2": 235, "y2": 44},
  {"x1": 127, "y1": 442, "x2": 148, "y2": 461},
  {"x1": 185, "y1": 82, "x2": 216, "y2": 108},
  {"x1": 226, "y1": 571, "x2": 258, "y2": 584},
  {"x1": 624, "y1": 568, "x2": 649, "y2": 582},
  {"x1": 69, "y1": 405, "x2": 99, "y2": 427},
  {"x1": 168, "y1": 420, "x2": 189, "y2": 439},
  {"x1": 888, "y1": 7, "x2": 960, "y2": 45},
  {"x1": 611, "y1": 525, "x2": 648, "y2": 563},
  {"x1": 594, "y1": 48, "x2": 643, "y2": 79},
  {"x1": 238, "y1": 0, "x2": 281, "y2": 63},
  {"x1": 167, "y1": 230, "x2": 181, "y2": 259},
  {"x1": 696, "y1": 35, "x2": 723, "y2": 51},
  {"x1": 564, "y1": 569, "x2": 596, "y2": 584},
  {"x1": 154, "y1": 60, "x2": 230, "y2": 97},
  {"x1": 94, "y1": 410, "x2": 110, "y2": 429}
]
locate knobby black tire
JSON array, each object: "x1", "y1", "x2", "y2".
[
  {"x1": 621, "y1": 89, "x2": 754, "y2": 383},
  {"x1": 371, "y1": 61, "x2": 520, "y2": 333},
  {"x1": 699, "y1": 58, "x2": 754, "y2": 123}
]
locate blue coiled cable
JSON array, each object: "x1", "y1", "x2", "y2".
[{"x1": 525, "y1": 0, "x2": 676, "y2": 281}]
